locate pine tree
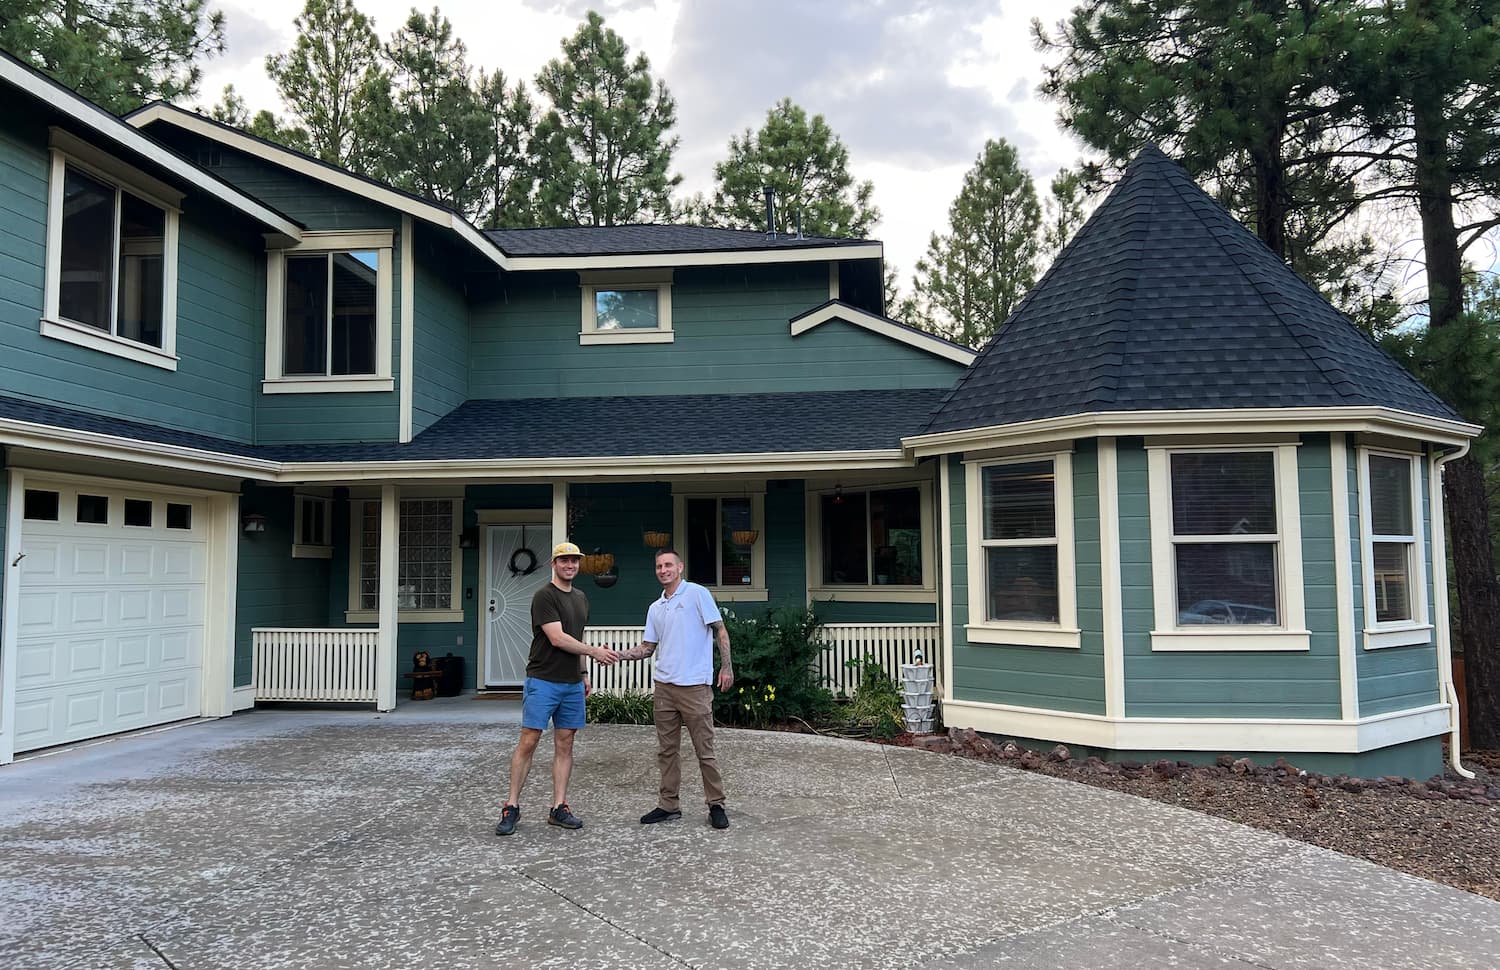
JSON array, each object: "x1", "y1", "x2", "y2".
[
  {"x1": 700, "y1": 98, "x2": 879, "y2": 238},
  {"x1": 207, "y1": 83, "x2": 309, "y2": 151},
  {"x1": 913, "y1": 139, "x2": 1042, "y2": 347},
  {"x1": 532, "y1": 11, "x2": 679, "y2": 226},
  {"x1": 0, "y1": 0, "x2": 224, "y2": 113},
  {"x1": 476, "y1": 68, "x2": 538, "y2": 228}
]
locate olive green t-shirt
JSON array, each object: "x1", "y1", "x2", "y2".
[{"x1": 527, "y1": 582, "x2": 589, "y2": 684}]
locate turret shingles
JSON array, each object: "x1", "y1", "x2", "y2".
[{"x1": 923, "y1": 147, "x2": 1460, "y2": 435}]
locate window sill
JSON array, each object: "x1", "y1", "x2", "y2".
[
  {"x1": 292, "y1": 543, "x2": 332, "y2": 560},
  {"x1": 809, "y1": 587, "x2": 936, "y2": 603},
  {"x1": 1150, "y1": 629, "x2": 1311, "y2": 652},
  {"x1": 1363, "y1": 624, "x2": 1434, "y2": 650},
  {"x1": 966, "y1": 624, "x2": 1081, "y2": 649},
  {"x1": 41, "y1": 317, "x2": 177, "y2": 371},
  {"x1": 345, "y1": 609, "x2": 464, "y2": 624},
  {"x1": 703, "y1": 586, "x2": 768, "y2": 602},
  {"x1": 264, "y1": 377, "x2": 394, "y2": 394},
  {"x1": 578, "y1": 329, "x2": 674, "y2": 346}
]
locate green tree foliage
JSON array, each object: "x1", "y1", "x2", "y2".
[
  {"x1": 476, "y1": 67, "x2": 538, "y2": 228},
  {"x1": 1034, "y1": 1, "x2": 1377, "y2": 306},
  {"x1": 0, "y1": 0, "x2": 224, "y2": 113},
  {"x1": 1042, "y1": 165, "x2": 1090, "y2": 258},
  {"x1": 532, "y1": 10, "x2": 679, "y2": 226},
  {"x1": 698, "y1": 98, "x2": 879, "y2": 238},
  {"x1": 376, "y1": 8, "x2": 489, "y2": 217},
  {"x1": 913, "y1": 138, "x2": 1042, "y2": 347},
  {"x1": 713, "y1": 605, "x2": 833, "y2": 727},
  {"x1": 264, "y1": 0, "x2": 387, "y2": 171},
  {"x1": 208, "y1": 83, "x2": 309, "y2": 150}
]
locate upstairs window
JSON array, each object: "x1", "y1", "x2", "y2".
[
  {"x1": 42, "y1": 129, "x2": 182, "y2": 370},
  {"x1": 265, "y1": 230, "x2": 393, "y2": 393},
  {"x1": 579, "y1": 270, "x2": 673, "y2": 345}
]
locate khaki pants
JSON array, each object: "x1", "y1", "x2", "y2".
[{"x1": 653, "y1": 682, "x2": 725, "y2": 810}]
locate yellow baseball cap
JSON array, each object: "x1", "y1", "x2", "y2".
[{"x1": 551, "y1": 541, "x2": 583, "y2": 560}]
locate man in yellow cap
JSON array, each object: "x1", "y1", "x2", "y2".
[{"x1": 494, "y1": 541, "x2": 617, "y2": 835}]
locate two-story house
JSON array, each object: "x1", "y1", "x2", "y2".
[{"x1": 0, "y1": 52, "x2": 1480, "y2": 780}]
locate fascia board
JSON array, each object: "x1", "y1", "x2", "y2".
[
  {"x1": 903, "y1": 407, "x2": 1482, "y2": 456},
  {"x1": 0, "y1": 418, "x2": 279, "y2": 481},
  {"x1": 503, "y1": 243, "x2": 884, "y2": 272},
  {"x1": 2, "y1": 65, "x2": 302, "y2": 240}
]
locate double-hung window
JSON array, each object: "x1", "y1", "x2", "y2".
[
  {"x1": 673, "y1": 488, "x2": 766, "y2": 600},
  {"x1": 347, "y1": 497, "x2": 462, "y2": 621},
  {"x1": 1147, "y1": 443, "x2": 1308, "y2": 651},
  {"x1": 42, "y1": 129, "x2": 181, "y2": 370},
  {"x1": 266, "y1": 231, "x2": 393, "y2": 392},
  {"x1": 964, "y1": 454, "x2": 1078, "y2": 647},
  {"x1": 809, "y1": 482, "x2": 934, "y2": 601},
  {"x1": 579, "y1": 270, "x2": 673, "y2": 345},
  {"x1": 1359, "y1": 450, "x2": 1430, "y2": 648},
  {"x1": 293, "y1": 494, "x2": 333, "y2": 559}
]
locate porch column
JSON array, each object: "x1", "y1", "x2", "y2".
[
  {"x1": 552, "y1": 481, "x2": 568, "y2": 544},
  {"x1": 376, "y1": 484, "x2": 400, "y2": 711}
]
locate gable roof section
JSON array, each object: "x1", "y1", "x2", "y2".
[
  {"x1": 0, "y1": 51, "x2": 301, "y2": 240},
  {"x1": 920, "y1": 146, "x2": 1464, "y2": 436},
  {"x1": 127, "y1": 103, "x2": 883, "y2": 272},
  {"x1": 790, "y1": 300, "x2": 976, "y2": 365}
]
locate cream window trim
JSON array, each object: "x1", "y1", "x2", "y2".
[
  {"x1": 42, "y1": 140, "x2": 180, "y2": 364},
  {"x1": 671, "y1": 487, "x2": 766, "y2": 595},
  {"x1": 264, "y1": 230, "x2": 394, "y2": 389},
  {"x1": 1147, "y1": 443, "x2": 1307, "y2": 652},
  {"x1": 962, "y1": 452, "x2": 1078, "y2": 649},
  {"x1": 346, "y1": 496, "x2": 462, "y2": 617},
  {"x1": 1357, "y1": 447, "x2": 1430, "y2": 650},
  {"x1": 579, "y1": 269, "x2": 673, "y2": 345},
  {"x1": 805, "y1": 479, "x2": 937, "y2": 597}
]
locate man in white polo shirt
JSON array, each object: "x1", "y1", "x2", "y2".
[{"x1": 613, "y1": 548, "x2": 734, "y2": 829}]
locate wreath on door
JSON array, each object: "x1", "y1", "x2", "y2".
[{"x1": 509, "y1": 525, "x2": 540, "y2": 576}]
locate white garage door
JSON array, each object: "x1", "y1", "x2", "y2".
[{"x1": 12, "y1": 481, "x2": 207, "y2": 753}]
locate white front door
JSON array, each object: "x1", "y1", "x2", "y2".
[
  {"x1": 483, "y1": 524, "x2": 552, "y2": 687},
  {"x1": 12, "y1": 481, "x2": 207, "y2": 752}
]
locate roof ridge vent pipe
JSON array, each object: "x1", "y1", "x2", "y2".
[
  {"x1": 763, "y1": 185, "x2": 777, "y2": 239},
  {"x1": 795, "y1": 208, "x2": 803, "y2": 239}
]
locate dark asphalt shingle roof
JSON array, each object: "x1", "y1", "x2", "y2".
[
  {"x1": 0, "y1": 389, "x2": 944, "y2": 464},
  {"x1": 922, "y1": 146, "x2": 1463, "y2": 434},
  {"x1": 485, "y1": 225, "x2": 873, "y2": 257}
]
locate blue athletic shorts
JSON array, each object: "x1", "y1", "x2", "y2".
[{"x1": 521, "y1": 676, "x2": 586, "y2": 731}]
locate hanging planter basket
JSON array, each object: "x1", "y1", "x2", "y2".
[
  {"x1": 593, "y1": 565, "x2": 619, "y2": 588},
  {"x1": 643, "y1": 530, "x2": 671, "y2": 549},
  {"x1": 731, "y1": 529, "x2": 760, "y2": 547},
  {"x1": 580, "y1": 552, "x2": 615, "y2": 576}
]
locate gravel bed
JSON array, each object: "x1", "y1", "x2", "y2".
[{"x1": 897, "y1": 730, "x2": 1500, "y2": 901}]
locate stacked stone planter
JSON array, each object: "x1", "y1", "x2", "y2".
[{"x1": 900, "y1": 655, "x2": 934, "y2": 734}]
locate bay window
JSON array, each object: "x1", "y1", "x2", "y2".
[{"x1": 1360, "y1": 450, "x2": 1430, "y2": 648}]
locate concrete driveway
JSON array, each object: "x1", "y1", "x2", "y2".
[{"x1": 2, "y1": 698, "x2": 1498, "y2": 970}]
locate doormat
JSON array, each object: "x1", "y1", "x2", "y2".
[{"x1": 475, "y1": 691, "x2": 522, "y2": 700}]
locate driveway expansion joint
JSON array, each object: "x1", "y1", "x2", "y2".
[
  {"x1": 518, "y1": 869, "x2": 696, "y2": 968},
  {"x1": 136, "y1": 933, "x2": 178, "y2": 969}
]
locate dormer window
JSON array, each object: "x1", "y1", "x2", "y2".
[
  {"x1": 264, "y1": 230, "x2": 394, "y2": 393},
  {"x1": 579, "y1": 270, "x2": 673, "y2": 345}
]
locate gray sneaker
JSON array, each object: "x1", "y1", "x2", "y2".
[
  {"x1": 548, "y1": 803, "x2": 583, "y2": 829},
  {"x1": 494, "y1": 804, "x2": 520, "y2": 836}
]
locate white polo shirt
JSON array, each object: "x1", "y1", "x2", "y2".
[{"x1": 644, "y1": 580, "x2": 721, "y2": 686}]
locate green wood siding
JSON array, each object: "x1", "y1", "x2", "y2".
[
  {"x1": 817, "y1": 601, "x2": 937, "y2": 623},
  {"x1": 1122, "y1": 436, "x2": 1342, "y2": 719},
  {"x1": 1356, "y1": 444, "x2": 1441, "y2": 715},
  {"x1": 234, "y1": 485, "x2": 332, "y2": 687},
  {"x1": 467, "y1": 264, "x2": 965, "y2": 398},
  {"x1": 765, "y1": 479, "x2": 807, "y2": 609},
  {"x1": 1, "y1": 105, "x2": 262, "y2": 442},
  {"x1": 949, "y1": 445, "x2": 1107, "y2": 714},
  {"x1": 411, "y1": 230, "x2": 469, "y2": 435},
  {"x1": 566, "y1": 482, "x2": 672, "y2": 626}
]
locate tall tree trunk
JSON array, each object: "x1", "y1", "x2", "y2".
[{"x1": 1413, "y1": 89, "x2": 1500, "y2": 749}]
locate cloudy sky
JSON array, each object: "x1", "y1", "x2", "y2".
[{"x1": 197, "y1": 0, "x2": 1086, "y2": 280}]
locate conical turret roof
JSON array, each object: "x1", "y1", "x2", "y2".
[{"x1": 922, "y1": 146, "x2": 1461, "y2": 434}]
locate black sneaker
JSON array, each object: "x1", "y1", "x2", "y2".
[
  {"x1": 494, "y1": 804, "x2": 520, "y2": 836},
  {"x1": 548, "y1": 803, "x2": 583, "y2": 829},
  {"x1": 709, "y1": 804, "x2": 729, "y2": 829},
  {"x1": 640, "y1": 807, "x2": 682, "y2": 824}
]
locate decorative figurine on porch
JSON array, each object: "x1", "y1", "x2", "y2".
[{"x1": 407, "y1": 651, "x2": 439, "y2": 700}]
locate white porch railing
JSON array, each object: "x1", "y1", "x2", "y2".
[
  {"x1": 582, "y1": 622, "x2": 941, "y2": 696},
  {"x1": 252, "y1": 628, "x2": 380, "y2": 703}
]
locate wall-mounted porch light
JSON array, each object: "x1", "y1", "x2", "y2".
[{"x1": 242, "y1": 512, "x2": 268, "y2": 534}]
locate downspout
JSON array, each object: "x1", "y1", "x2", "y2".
[{"x1": 1433, "y1": 441, "x2": 1475, "y2": 779}]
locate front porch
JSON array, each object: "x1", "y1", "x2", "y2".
[{"x1": 237, "y1": 470, "x2": 944, "y2": 710}]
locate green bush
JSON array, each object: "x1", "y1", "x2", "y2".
[
  {"x1": 586, "y1": 690, "x2": 654, "y2": 725},
  {"x1": 842, "y1": 654, "x2": 905, "y2": 738},
  {"x1": 715, "y1": 603, "x2": 834, "y2": 727}
]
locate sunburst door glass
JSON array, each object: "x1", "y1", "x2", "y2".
[{"x1": 595, "y1": 289, "x2": 658, "y2": 329}]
